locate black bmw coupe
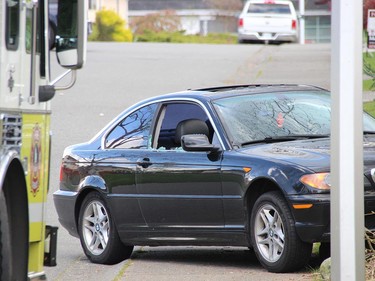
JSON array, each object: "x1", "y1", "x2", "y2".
[{"x1": 54, "y1": 84, "x2": 375, "y2": 273}]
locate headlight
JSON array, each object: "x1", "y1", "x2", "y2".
[{"x1": 300, "y1": 173, "x2": 331, "y2": 190}]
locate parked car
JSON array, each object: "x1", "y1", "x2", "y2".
[
  {"x1": 54, "y1": 84, "x2": 375, "y2": 273},
  {"x1": 238, "y1": 0, "x2": 298, "y2": 44}
]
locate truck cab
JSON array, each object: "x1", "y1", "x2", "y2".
[{"x1": 0, "y1": 0, "x2": 86, "y2": 279}]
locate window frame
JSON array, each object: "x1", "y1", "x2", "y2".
[
  {"x1": 6, "y1": 0, "x2": 20, "y2": 50},
  {"x1": 151, "y1": 101, "x2": 217, "y2": 150},
  {"x1": 100, "y1": 98, "x2": 227, "y2": 151}
]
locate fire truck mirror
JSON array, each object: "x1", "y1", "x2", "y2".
[{"x1": 55, "y1": 0, "x2": 86, "y2": 69}]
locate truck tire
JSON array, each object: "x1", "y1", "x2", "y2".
[{"x1": 0, "y1": 190, "x2": 11, "y2": 281}]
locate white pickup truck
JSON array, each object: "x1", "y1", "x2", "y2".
[{"x1": 238, "y1": 0, "x2": 298, "y2": 44}]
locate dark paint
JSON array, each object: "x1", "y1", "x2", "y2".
[{"x1": 54, "y1": 85, "x2": 375, "y2": 247}]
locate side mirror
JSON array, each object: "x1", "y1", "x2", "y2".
[
  {"x1": 55, "y1": 0, "x2": 87, "y2": 69},
  {"x1": 181, "y1": 134, "x2": 219, "y2": 152}
]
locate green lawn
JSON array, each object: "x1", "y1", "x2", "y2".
[
  {"x1": 363, "y1": 51, "x2": 375, "y2": 91},
  {"x1": 364, "y1": 101, "x2": 375, "y2": 117},
  {"x1": 363, "y1": 51, "x2": 375, "y2": 117},
  {"x1": 135, "y1": 32, "x2": 238, "y2": 44}
]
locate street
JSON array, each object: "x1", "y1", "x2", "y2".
[{"x1": 45, "y1": 42, "x2": 330, "y2": 280}]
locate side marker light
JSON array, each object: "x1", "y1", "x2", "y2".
[{"x1": 293, "y1": 204, "x2": 313, "y2": 209}]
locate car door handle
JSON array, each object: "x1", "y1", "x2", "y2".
[{"x1": 137, "y1": 158, "x2": 152, "y2": 168}]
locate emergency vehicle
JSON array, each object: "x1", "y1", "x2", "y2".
[{"x1": 0, "y1": 0, "x2": 87, "y2": 279}]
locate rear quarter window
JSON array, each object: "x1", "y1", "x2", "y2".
[{"x1": 105, "y1": 104, "x2": 157, "y2": 149}]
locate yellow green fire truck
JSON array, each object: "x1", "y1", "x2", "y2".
[{"x1": 0, "y1": 0, "x2": 86, "y2": 279}]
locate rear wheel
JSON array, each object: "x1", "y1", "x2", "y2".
[
  {"x1": 0, "y1": 190, "x2": 11, "y2": 281},
  {"x1": 78, "y1": 192, "x2": 133, "y2": 264},
  {"x1": 250, "y1": 191, "x2": 312, "y2": 272}
]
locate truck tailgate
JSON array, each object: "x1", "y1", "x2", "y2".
[{"x1": 242, "y1": 15, "x2": 293, "y2": 33}]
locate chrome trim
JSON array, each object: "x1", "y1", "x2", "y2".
[
  {"x1": 0, "y1": 150, "x2": 20, "y2": 191},
  {"x1": 371, "y1": 168, "x2": 375, "y2": 183},
  {"x1": 28, "y1": 0, "x2": 39, "y2": 105},
  {"x1": 28, "y1": 271, "x2": 46, "y2": 280},
  {"x1": 100, "y1": 97, "x2": 228, "y2": 151},
  {"x1": 0, "y1": 108, "x2": 52, "y2": 115},
  {"x1": 1, "y1": 113, "x2": 22, "y2": 149},
  {"x1": 52, "y1": 70, "x2": 77, "y2": 91}
]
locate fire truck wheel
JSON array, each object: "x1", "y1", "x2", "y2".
[
  {"x1": 0, "y1": 190, "x2": 11, "y2": 281},
  {"x1": 78, "y1": 192, "x2": 133, "y2": 264}
]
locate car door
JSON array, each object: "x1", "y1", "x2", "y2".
[
  {"x1": 136, "y1": 102, "x2": 225, "y2": 233},
  {"x1": 100, "y1": 103, "x2": 158, "y2": 236}
]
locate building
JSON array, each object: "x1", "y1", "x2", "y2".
[
  {"x1": 88, "y1": 0, "x2": 332, "y2": 43},
  {"x1": 291, "y1": 0, "x2": 331, "y2": 43},
  {"x1": 128, "y1": 0, "x2": 239, "y2": 36}
]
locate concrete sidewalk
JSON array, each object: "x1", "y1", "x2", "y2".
[{"x1": 363, "y1": 91, "x2": 375, "y2": 102}]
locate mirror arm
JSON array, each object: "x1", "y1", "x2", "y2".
[{"x1": 51, "y1": 69, "x2": 77, "y2": 91}]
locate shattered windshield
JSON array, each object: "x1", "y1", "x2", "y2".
[{"x1": 212, "y1": 91, "x2": 375, "y2": 145}]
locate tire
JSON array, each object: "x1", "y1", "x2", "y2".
[
  {"x1": 319, "y1": 242, "x2": 330, "y2": 260},
  {"x1": 49, "y1": 20, "x2": 56, "y2": 50},
  {"x1": 250, "y1": 191, "x2": 312, "y2": 272},
  {"x1": 78, "y1": 192, "x2": 133, "y2": 264},
  {"x1": 0, "y1": 190, "x2": 11, "y2": 281}
]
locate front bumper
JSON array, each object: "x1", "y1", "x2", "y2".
[
  {"x1": 287, "y1": 192, "x2": 375, "y2": 243},
  {"x1": 53, "y1": 190, "x2": 79, "y2": 238}
]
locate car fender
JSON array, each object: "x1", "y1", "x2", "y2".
[
  {"x1": 78, "y1": 175, "x2": 107, "y2": 192},
  {"x1": 73, "y1": 175, "x2": 108, "y2": 230}
]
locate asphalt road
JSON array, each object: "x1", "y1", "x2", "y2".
[{"x1": 44, "y1": 42, "x2": 330, "y2": 281}]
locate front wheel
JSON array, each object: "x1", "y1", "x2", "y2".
[
  {"x1": 250, "y1": 191, "x2": 312, "y2": 272},
  {"x1": 78, "y1": 192, "x2": 133, "y2": 264}
]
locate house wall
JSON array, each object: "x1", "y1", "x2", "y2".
[{"x1": 129, "y1": 10, "x2": 237, "y2": 35}]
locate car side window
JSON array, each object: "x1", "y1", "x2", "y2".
[
  {"x1": 154, "y1": 103, "x2": 213, "y2": 150},
  {"x1": 105, "y1": 104, "x2": 157, "y2": 149}
]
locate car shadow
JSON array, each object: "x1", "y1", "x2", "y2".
[{"x1": 129, "y1": 246, "x2": 323, "y2": 273}]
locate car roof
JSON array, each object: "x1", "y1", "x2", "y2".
[
  {"x1": 146, "y1": 84, "x2": 328, "y2": 104},
  {"x1": 88, "y1": 84, "x2": 328, "y2": 147}
]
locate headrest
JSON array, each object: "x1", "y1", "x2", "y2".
[{"x1": 175, "y1": 119, "x2": 209, "y2": 145}]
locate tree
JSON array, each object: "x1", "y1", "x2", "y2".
[
  {"x1": 130, "y1": 10, "x2": 181, "y2": 36},
  {"x1": 90, "y1": 9, "x2": 133, "y2": 42}
]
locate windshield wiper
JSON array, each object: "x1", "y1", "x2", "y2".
[{"x1": 241, "y1": 134, "x2": 329, "y2": 146}]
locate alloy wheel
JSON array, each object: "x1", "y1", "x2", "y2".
[
  {"x1": 253, "y1": 203, "x2": 285, "y2": 262},
  {"x1": 81, "y1": 200, "x2": 110, "y2": 255}
]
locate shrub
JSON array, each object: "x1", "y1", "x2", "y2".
[{"x1": 89, "y1": 9, "x2": 133, "y2": 42}]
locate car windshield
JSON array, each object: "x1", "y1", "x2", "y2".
[
  {"x1": 247, "y1": 3, "x2": 291, "y2": 14},
  {"x1": 212, "y1": 91, "x2": 375, "y2": 146}
]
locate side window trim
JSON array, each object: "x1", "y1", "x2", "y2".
[
  {"x1": 100, "y1": 98, "x2": 228, "y2": 151},
  {"x1": 151, "y1": 105, "x2": 166, "y2": 149}
]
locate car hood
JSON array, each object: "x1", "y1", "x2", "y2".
[{"x1": 238, "y1": 136, "x2": 375, "y2": 173}]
